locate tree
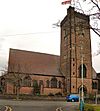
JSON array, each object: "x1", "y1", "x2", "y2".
[
  {"x1": 0, "y1": 66, "x2": 8, "y2": 94},
  {"x1": 74, "y1": 0, "x2": 100, "y2": 37},
  {"x1": 8, "y1": 63, "x2": 23, "y2": 100},
  {"x1": 33, "y1": 80, "x2": 40, "y2": 95},
  {"x1": 83, "y1": 0, "x2": 100, "y2": 36},
  {"x1": 0, "y1": 65, "x2": 8, "y2": 76},
  {"x1": 72, "y1": 0, "x2": 100, "y2": 55}
]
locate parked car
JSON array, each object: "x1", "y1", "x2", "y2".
[{"x1": 66, "y1": 94, "x2": 79, "y2": 102}]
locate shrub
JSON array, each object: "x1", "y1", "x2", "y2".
[
  {"x1": 36, "y1": 93, "x2": 40, "y2": 96},
  {"x1": 88, "y1": 93, "x2": 95, "y2": 100}
]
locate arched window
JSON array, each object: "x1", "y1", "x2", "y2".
[
  {"x1": 46, "y1": 80, "x2": 49, "y2": 88},
  {"x1": 58, "y1": 81, "x2": 62, "y2": 88},
  {"x1": 79, "y1": 64, "x2": 87, "y2": 78},
  {"x1": 17, "y1": 79, "x2": 22, "y2": 87},
  {"x1": 33, "y1": 80, "x2": 38, "y2": 88},
  {"x1": 23, "y1": 76, "x2": 31, "y2": 87},
  {"x1": 1, "y1": 78, "x2": 5, "y2": 86},
  {"x1": 0, "y1": 78, "x2": 6, "y2": 94},
  {"x1": 39, "y1": 80, "x2": 43, "y2": 88},
  {"x1": 51, "y1": 77, "x2": 57, "y2": 88}
]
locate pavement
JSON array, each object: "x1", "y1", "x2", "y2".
[
  {"x1": 56, "y1": 102, "x2": 79, "y2": 111},
  {"x1": 62, "y1": 105, "x2": 79, "y2": 111}
]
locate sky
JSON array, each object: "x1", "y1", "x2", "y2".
[{"x1": 0, "y1": 0, "x2": 100, "y2": 74}]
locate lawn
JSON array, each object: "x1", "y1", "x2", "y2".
[
  {"x1": 84, "y1": 104, "x2": 100, "y2": 111},
  {"x1": 93, "y1": 105, "x2": 100, "y2": 111}
]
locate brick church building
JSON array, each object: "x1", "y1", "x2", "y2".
[{"x1": 0, "y1": 7, "x2": 98, "y2": 95}]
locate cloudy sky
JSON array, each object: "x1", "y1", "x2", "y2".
[{"x1": 0, "y1": 0, "x2": 100, "y2": 74}]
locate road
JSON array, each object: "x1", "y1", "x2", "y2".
[{"x1": 0, "y1": 99, "x2": 79, "y2": 111}]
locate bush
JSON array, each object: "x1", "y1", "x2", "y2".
[{"x1": 36, "y1": 93, "x2": 40, "y2": 96}]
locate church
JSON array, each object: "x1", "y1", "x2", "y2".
[{"x1": 0, "y1": 6, "x2": 98, "y2": 96}]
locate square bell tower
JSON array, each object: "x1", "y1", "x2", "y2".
[{"x1": 60, "y1": 6, "x2": 92, "y2": 94}]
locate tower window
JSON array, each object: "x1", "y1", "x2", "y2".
[
  {"x1": 79, "y1": 64, "x2": 87, "y2": 78},
  {"x1": 64, "y1": 36, "x2": 67, "y2": 40},
  {"x1": 63, "y1": 29, "x2": 67, "y2": 36},
  {"x1": 92, "y1": 82, "x2": 97, "y2": 89}
]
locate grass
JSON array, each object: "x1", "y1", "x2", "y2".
[
  {"x1": 84, "y1": 104, "x2": 94, "y2": 111},
  {"x1": 93, "y1": 105, "x2": 100, "y2": 111},
  {"x1": 84, "y1": 104, "x2": 100, "y2": 111}
]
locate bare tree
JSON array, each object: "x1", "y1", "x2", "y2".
[
  {"x1": 8, "y1": 63, "x2": 22, "y2": 100},
  {"x1": 87, "y1": 0, "x2": 100, "y2": 37},
  {"x1": 73, "y1": 0, "x2": 100, "y2": 55},
  {"x1": 75, "y1": 0, "x2": 100, "y2": 36},
  {"x1": 0, "y1": 65, "x2": 8, "y2": 76},
  {"x1": 86, "y1": 0, "x2": 100, "y2": 55}
]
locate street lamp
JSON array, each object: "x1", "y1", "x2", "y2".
[
  {"x1": 79, "y1": 26, "x2": 84, "y2": 111},
  {"x1": 80, "y1": 53, "x2": 84, "y2": 111}
]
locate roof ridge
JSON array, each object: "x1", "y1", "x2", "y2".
[{"x1": 10, "y1": 48, "x2": 60, "y2": 57}]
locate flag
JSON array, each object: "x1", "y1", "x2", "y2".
[{"x1": 61, "y1": 0, "x2": 71, "y2": 5}]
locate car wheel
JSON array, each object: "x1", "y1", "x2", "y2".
[{"x1": 71, "y1": 99, "x2": 75, "y2": 102}]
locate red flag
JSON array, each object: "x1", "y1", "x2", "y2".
[{"x1": 61, "y1": 0, "x2": 71, "y2": 5}]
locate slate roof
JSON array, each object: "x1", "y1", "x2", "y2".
[{"x1": 8, "y1": 48, "x2": 63, "y2": 77}]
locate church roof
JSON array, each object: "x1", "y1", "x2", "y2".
[{"x1": 8, "y1": 48, "x2": 63, "y2": 77}]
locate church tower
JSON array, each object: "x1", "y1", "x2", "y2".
[{"x1": 60, "y1": 7, "x2": 92, "y2": 94}]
